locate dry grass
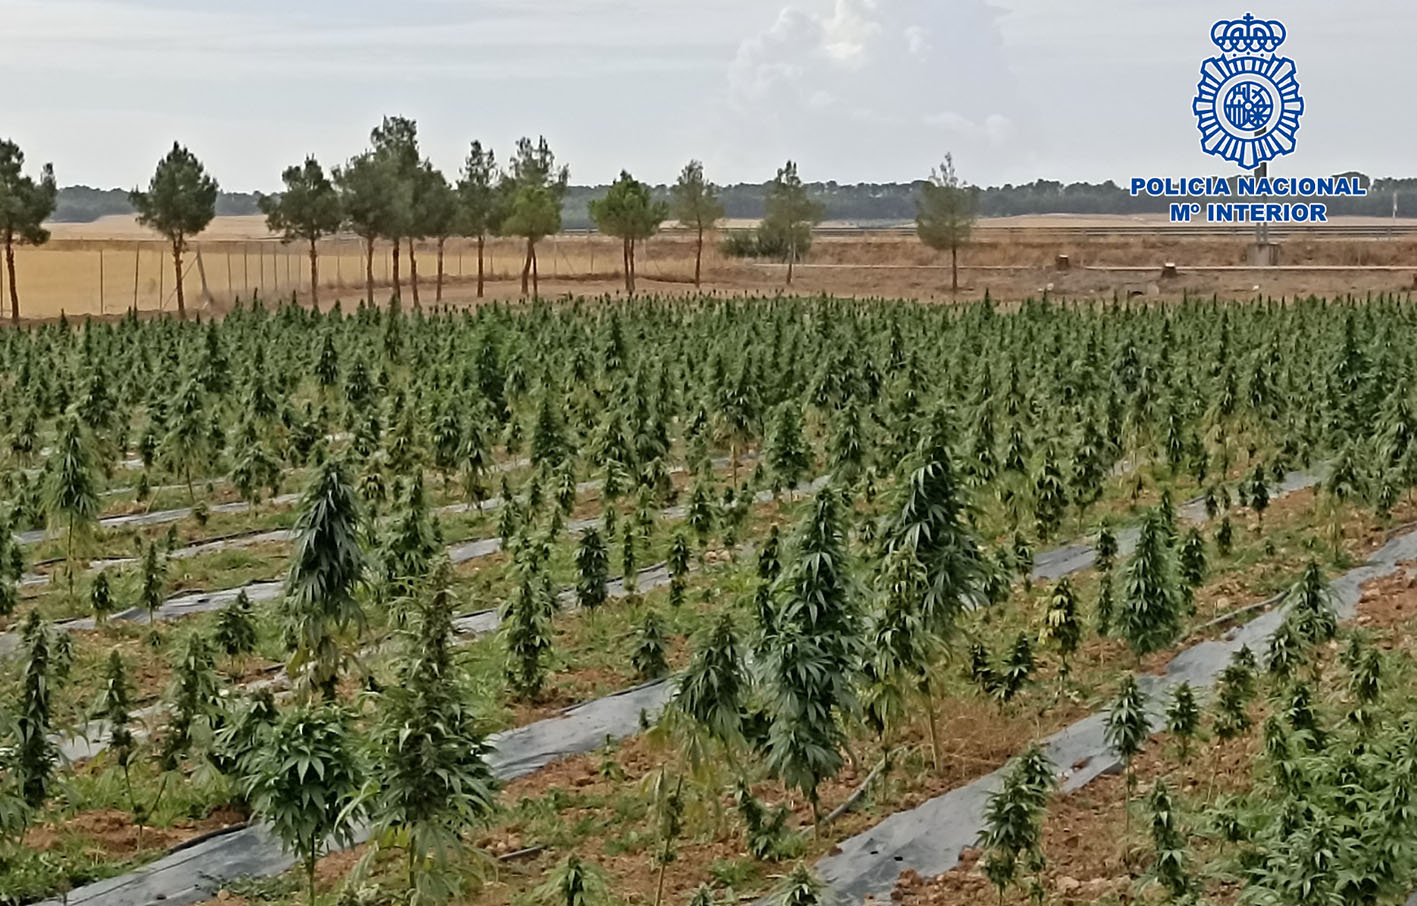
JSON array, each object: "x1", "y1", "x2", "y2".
[{"x1": 5, "y1": 217, "x2": 1417, "y2": 321}]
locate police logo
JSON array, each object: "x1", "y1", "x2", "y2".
[{"x1": 1193, "y1": 14, "x2": 1304, "y2": 169}]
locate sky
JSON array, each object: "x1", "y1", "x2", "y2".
[{"x1": 2, "y1": 0, "x2": 1412, "y2": 191}]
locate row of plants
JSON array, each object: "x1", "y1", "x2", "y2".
[{"x1": 3, "y1": 293, "x2": 1417, "y2": 905}]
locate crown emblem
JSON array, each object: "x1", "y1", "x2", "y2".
[
  {"x1": 1192, "y1": 13, "x2": 1303, "y2": 170},
  {"x1": 1210, "y1": 13, "x2": 1286, "y2": 54}
]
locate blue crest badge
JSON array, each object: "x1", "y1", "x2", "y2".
[{"x1": 1193, "y1": 13, "x2": 1304, "y2": 169}]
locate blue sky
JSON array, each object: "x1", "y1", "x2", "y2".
[{"x1": 3, "y1": 0, "x2": 1410, "y2": 191}]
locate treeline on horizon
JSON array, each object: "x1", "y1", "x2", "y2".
[{"x1": 52, "y1": 173, "x2": 1417, "y2": 228}]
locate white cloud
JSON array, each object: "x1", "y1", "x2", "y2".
[
  {"x1": 821, "y1": 0, "x2": 882, "y2": 66},
  {"x1": 723, "y1": 0, "x2": 1029, "y2": 180}
]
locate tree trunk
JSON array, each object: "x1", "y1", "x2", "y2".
[
  {"x1": 531, "y1": 241, "x2": 540, "y2": 298},
  {"x1": 694, "y1": 223, "x2": 704, "y2": 288},
  {"x1": 951, "y1": 243, "x2": 959, "y2": 293},
  {"x1": 364, "y1": 237, "x2": 374, "y2": 306},
  {"x1": 520, "y1": 237, "x2": 533, "y2": 296},
  {"x1": 623, "y1": 237, "x2": 633, "y2": 293},
  {"x1": 4, "y1": 230, "x2": 17, "y2": 323},
  {"x1": 392, "y1": 238, "x2": 402, "y2": 298},
  {"x1": 477, "y1": 235, "x2": 486, "y2": 297},
  {"x1": 308, "y1": 238, "x2": 319, "y2": 311},
  {"x1": 436, "y1": 237, "x2": 446, "y2": 303},
  {"x1": 172, "y1": 237, "x2": 186, "y2": 318},
  {"x1": 407, "y1": 237, "x2": 420, "y2": 306}
]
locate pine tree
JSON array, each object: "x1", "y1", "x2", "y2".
[
  {"x1": 588, "y1": 170, "x2": 668, "y2": 293},
  {"x1": 0, "y1": 140, "x2": 57, "y2": 322},
  {"x1": 45, "y1": 409, "x2": 99, "y2": 596},
  {"x1": 670, "y1": 160, "x2": 724, "y2": 288},
  {"x1": 1104, "y1": 673, "x2": 1151, "y2": 839},
  {"x1": 285, "y1": 458, "x2": 366, "y2": 700},
  {"x1": 1118, "y1": 508, "x2": 1182, "y2": 657},
  {"x1": 260, "y1": 157, "x2": 342, "y2": 310}
]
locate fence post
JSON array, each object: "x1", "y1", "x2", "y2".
[
  {"x1": 132, "y1": 243, "x2": 140, "y2": 311},
  {"x1": 98, "y1": 248, "x2": 105, "y2": 316}
]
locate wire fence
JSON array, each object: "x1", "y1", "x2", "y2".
[{"x1": 1, "y1": 233, "x2": 700, "y2": 318}]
